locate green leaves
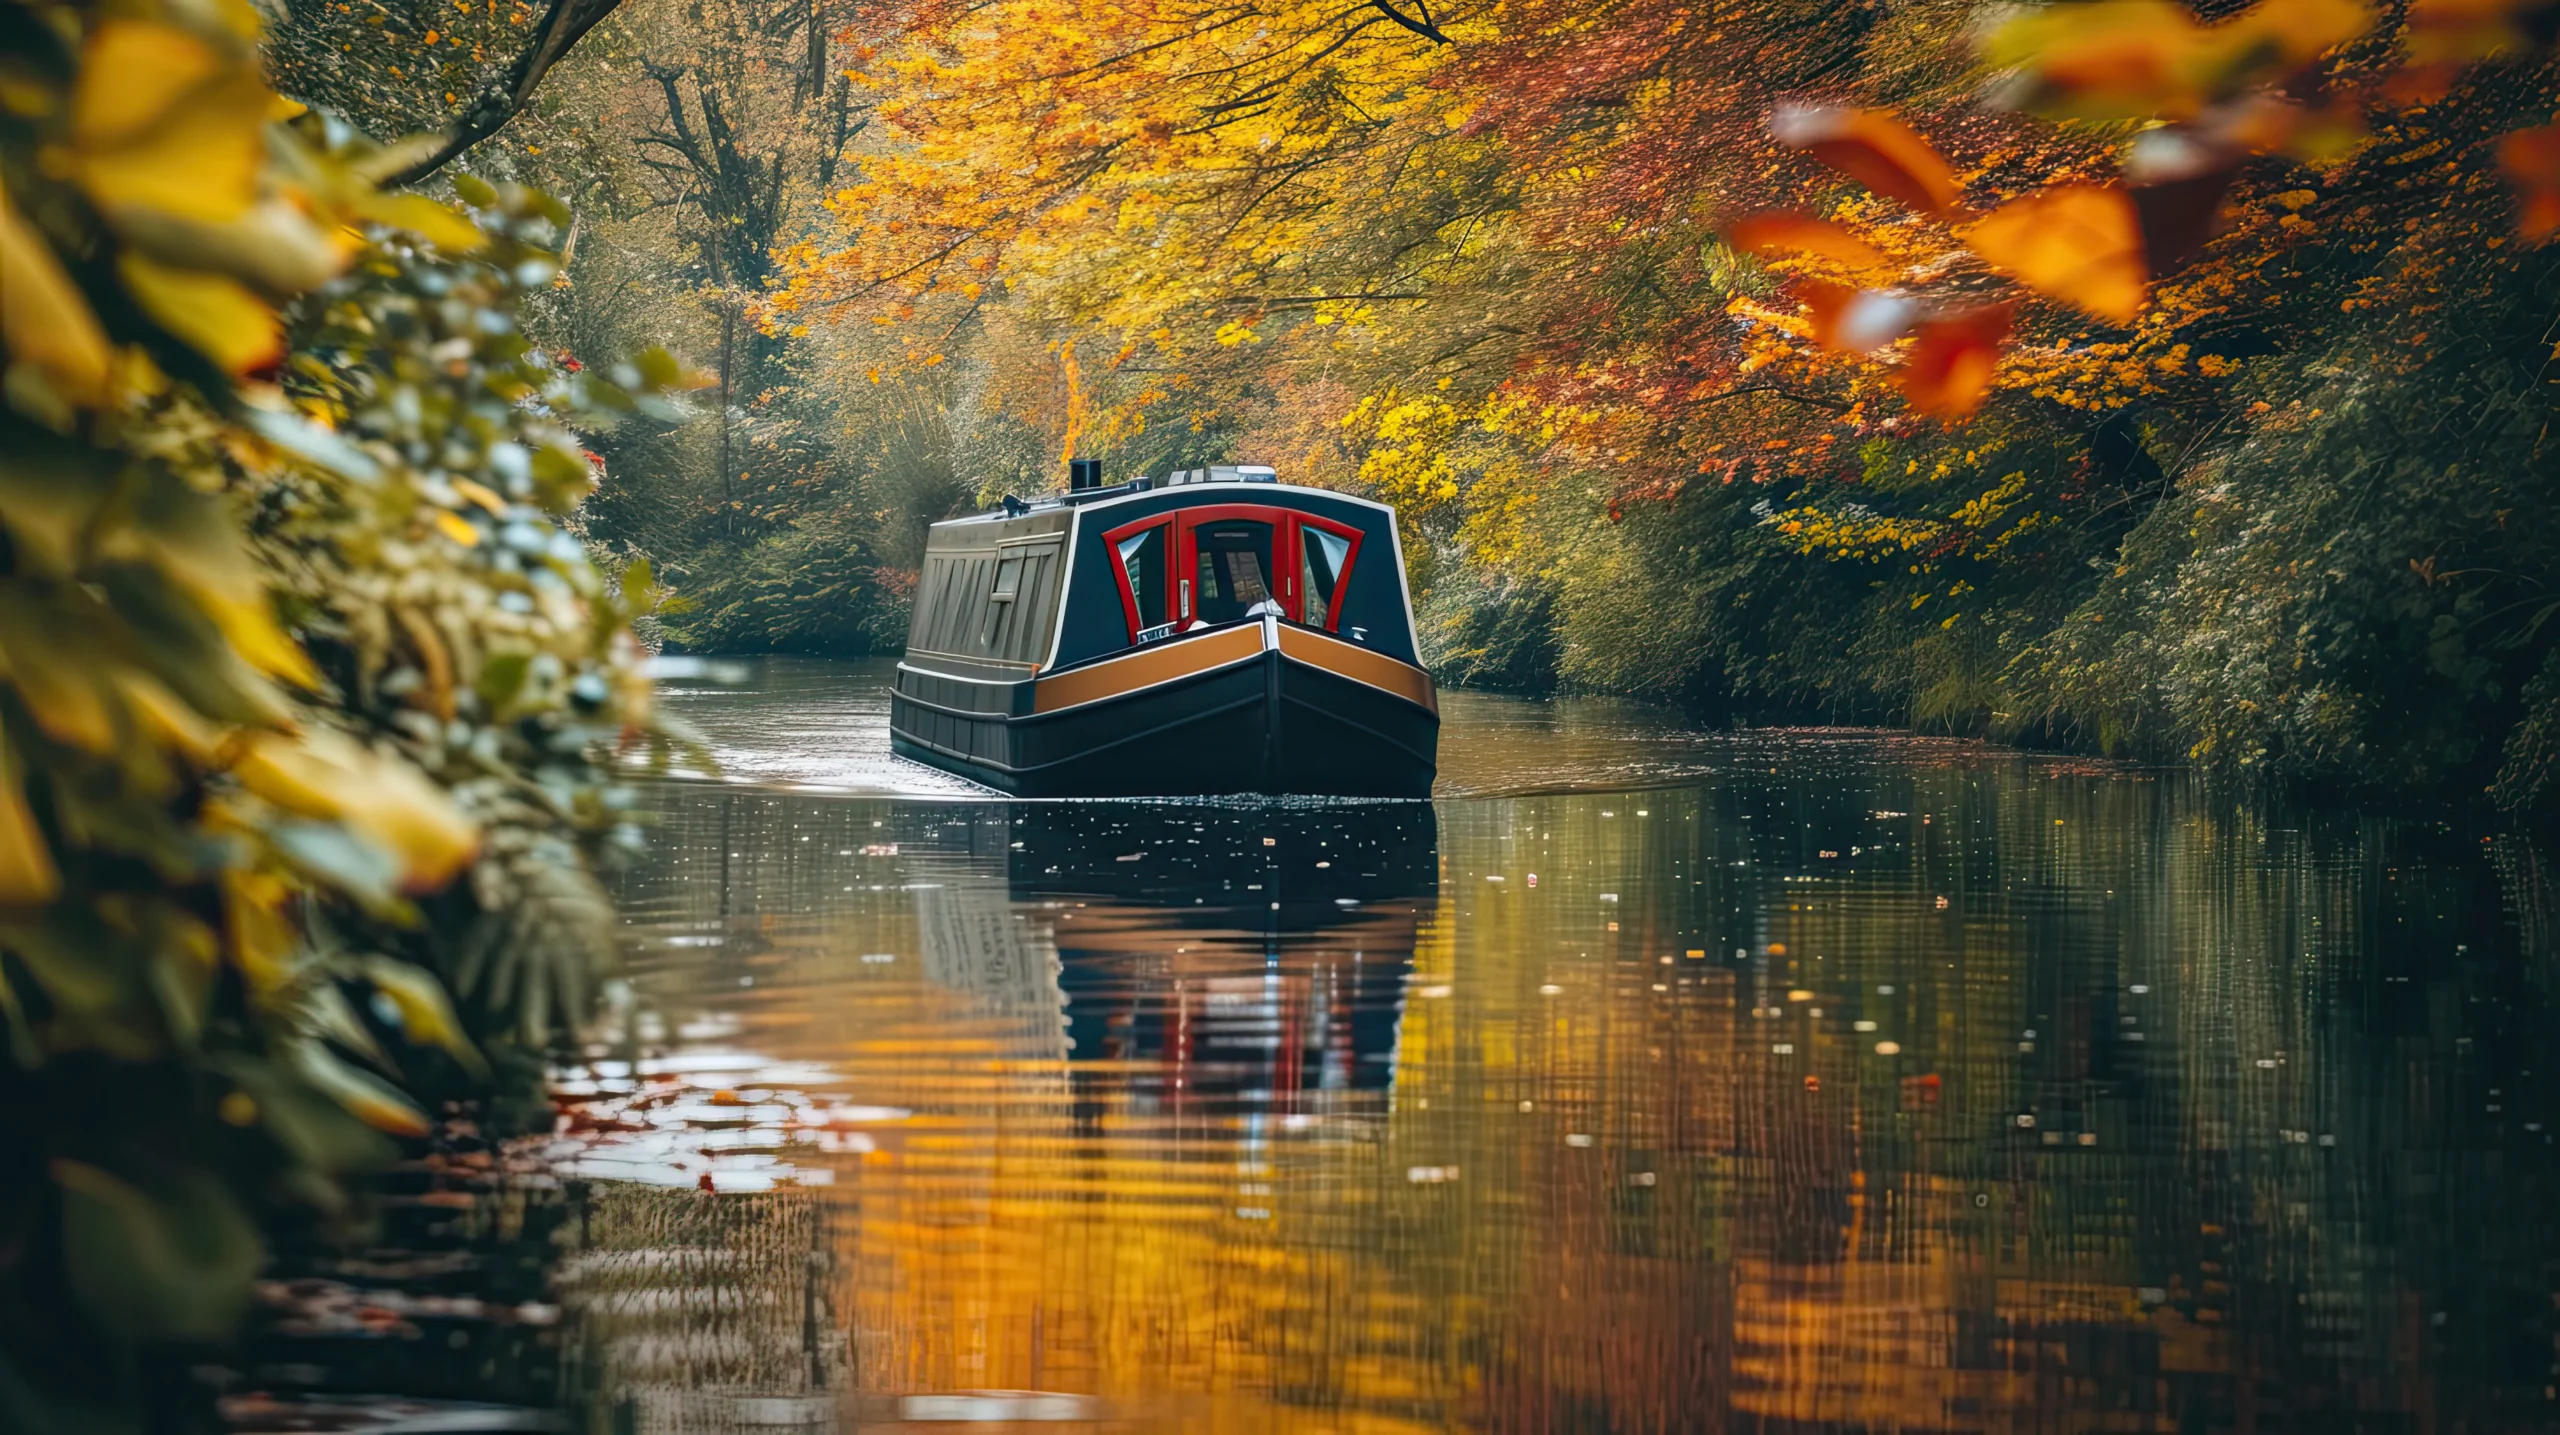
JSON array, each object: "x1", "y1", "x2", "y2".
[{"x1": 54, "y1": 1160, "x2": 263, "y2": 1342}]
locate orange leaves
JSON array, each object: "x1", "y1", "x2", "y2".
[
  {"x1": 1724, "y1": 213, "x2": 1890, "y2": 270},
  {"x1": 1983, "y1": 0, "x2": 2371, "y2": 124},
  {"x1": 1799, "y1": 283, "x2": 1917, "y2": 354},
  {"x1": 1984, "y1": 0, "x2": 2209, "y2": 121},
  {"x1": 1742, "y1": 116, "x2": 2144, "y2": 419},
  {"x1": 1760, "y1": 114, "x2": 2149, "y2": 324},
  {"x1": 1792, "y1": 283, "x2": 2007, "y2": 419},
  {"x1": 2499, "y1": 123, "x2": 2560, "y2": 241},
  {"x1": 2402, "y1": 0, "x2": 2560, "y2": 67},
  {"x1": 1965, "y1": 187, "x2": 2147, "y2": 323},
  {"x1": 1977, "y1": 0, "x2": 2387, "y2": 272},
  {"x1": 1989, "y1": 0, "x2": 2560, "y2": 248},
  {"x1": 1769, "y1": 105, "x2": 1964, "y2": 217},
  {"x1": 2217, "y1": 0, "x2": 2377, "y2": 73}
]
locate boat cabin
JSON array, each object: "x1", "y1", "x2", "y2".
[{"x1": 891, "y1": 463, "x2": 1438, "y2": 797}]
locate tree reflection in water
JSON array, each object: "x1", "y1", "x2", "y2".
[{"x1": 585, "y1": 728, "x2": 2560, "y2": 1433}]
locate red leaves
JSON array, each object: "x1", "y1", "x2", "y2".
[
  {"x1": 1769, "y1": 105, "x2": 1966, "y2": 218},
  {"x1": 2121, "y1": 127, "x2": 2245, "y2": 275},
  {"x1": 1743, "y1": 114, "x2": 2121, "y2": 419},
  {"x1": 1796, "y1": 281, "x2": 2009, "y2": 420},
  {"x1": 1799, "y1": 282, "x2": 1918, "y2": 353},
  {"x1": 1761, "y1": 113, "x2": 2152, "y2": 326},
  {"x1": 2500, "y1": 122, "x2": 2560, "y2": 241},
  {"x1": 1901, "y1": 305, "x2": 2013, "y2": 420}
]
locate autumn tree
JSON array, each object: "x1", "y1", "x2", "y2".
[{"x1": 807, "y1": 0, "x2": 2560, "y2": 803}]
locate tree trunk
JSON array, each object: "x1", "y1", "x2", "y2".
[{"x1": 718, "y1": 299, "x2": 737, "y2": 538}]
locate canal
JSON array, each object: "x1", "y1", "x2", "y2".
[{"x1": 556, "y1": 656, "x2": 2560, "y2": 1431}]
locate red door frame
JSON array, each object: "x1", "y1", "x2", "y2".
[
  {"x1": 1099, "y1": 513, "x2": 1177, "y2": 639},
  {"x1": 1099, "y1": 504, "x2": 1366, "y2": 640}
]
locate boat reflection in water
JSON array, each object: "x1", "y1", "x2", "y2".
[
  {"x1": 585, "y1": 788, "x2": 1441, "y2": 1428},
  {"x1": 1002, "y1": 803, "x2": 1435, "y2": 1116}
]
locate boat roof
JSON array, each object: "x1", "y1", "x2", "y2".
[{"x1": 934, "y1": 471, "x2": 1396, "y2": 530}]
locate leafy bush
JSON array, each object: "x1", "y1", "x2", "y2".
[{"x1": 0, "y1": 1, "x2": 685, "y2": 1425}]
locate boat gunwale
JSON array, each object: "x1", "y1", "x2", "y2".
[{"x1": 892, "y1": 618, "x2": 1434, "y2": 717}]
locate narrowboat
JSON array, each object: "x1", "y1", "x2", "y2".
[{"x1": 890, "y1": 461, "x2": 1438, "y2": 797}]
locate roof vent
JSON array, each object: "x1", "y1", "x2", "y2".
[{"x1": 1067, "y1": 457, "x2": 1105, "y2": 491}]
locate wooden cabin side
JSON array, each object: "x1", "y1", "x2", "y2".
[
  {"x1": 893, "y1": 508, "x2": 1076, "y2": 773},
  {"x1": 905, "y1": 509, "x2": 1075, "y2": 674}
]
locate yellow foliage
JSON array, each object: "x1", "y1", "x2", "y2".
[
  {"x1": 119, "y1": 253, "x2": 281, "y2": 374},
  {"x1": 69, "y1": 21, "x2": 268, "y2": 224},
  {"x1": 232, "y1": 728, "x2": 480, "y2": 892},
  {"x1": 0, "y1": 731, "x2": 60, "y2": 906},
  {"x1": 1985, "y1": 0, "x2": 2372, "y2": 123}
]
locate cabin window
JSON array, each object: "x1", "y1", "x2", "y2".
[
  {"x1": 1116, "y1": 524, "x2": 1167, "y2": 629},
  {"x1": 1193, "y1": 519, "x2": 1278, "y2": 625},
  {"x1": 1300, "y1": 526, "x2": 1352, "y2": 630},
  {"x1": 990, "y1": 554, "x2": 1024, "y2": 602}
]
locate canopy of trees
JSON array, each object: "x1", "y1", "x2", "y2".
[
  {"x1": 768, "y1": 0, "x2": 2560, "y2": 806},
  {"x1": 295, "y1": 0, "x2": 2557, "y2": 804}
]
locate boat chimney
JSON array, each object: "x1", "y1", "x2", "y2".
[{"x1": 1067, "y1": 457, "x2": 1104, "y2": 491}]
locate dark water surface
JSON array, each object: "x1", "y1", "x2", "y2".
[{"x1": 577, "y1": 656, "x2": 2560, "y2": 1432}]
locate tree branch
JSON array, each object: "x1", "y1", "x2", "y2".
[
  {"x1": 1366, "y1": 0, "x2": 1448, "y2": 44},
  {"x1": 380, "y1": 0, "x2": 626, "y2": 187},
  {"x1": 1696, "y1": 383, "x2": 1850, "y2": 413}
]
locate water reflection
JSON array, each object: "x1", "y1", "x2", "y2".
[{"x1": 578, "y1": 663, "x2": 2560, "y2": 1433}]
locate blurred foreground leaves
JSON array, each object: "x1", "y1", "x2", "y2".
[{"x1": 0, "y1": 0, "x2": 692, "y2": 1425}]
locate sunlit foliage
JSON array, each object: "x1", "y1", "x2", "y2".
[
  {"x1": 0, "y1": 0, "x2": 684, "y2": 1422},
  {"x1": 783, "y1": 0, "x2": 2560, "y2": 804}
]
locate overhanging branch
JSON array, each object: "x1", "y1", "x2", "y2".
[
  {"x1": 1367, "y1": 0, "x2": 1449, "y2": 44},
  {"x1": 379, "y1": 0, "x2": 626, "y2": 188}
]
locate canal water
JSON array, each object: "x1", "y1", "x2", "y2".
[{"x1": 568, "y1": 656, "x2": 2560, "y2": 1432}]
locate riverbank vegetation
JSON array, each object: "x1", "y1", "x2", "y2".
[
  {"x1": 0, "y1": 1, "x2": 685, "y2": 1423},
  {"x1": 371, "y1": 0, "x2": 2559, "y2": 807}
]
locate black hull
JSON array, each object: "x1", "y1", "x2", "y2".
[{"x1": 892, "y1": 621, "x2": 1438, "y2": 798}]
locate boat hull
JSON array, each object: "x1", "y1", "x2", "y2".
[{"x1": 891, "y1": 617, "x2": 1438, "y2": 798}]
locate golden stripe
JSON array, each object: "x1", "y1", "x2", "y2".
[
  {"x1": 1031, "y1": 625, "x2": 1266, "y2": 714},
  {"x1": 1276, "y1": 626, "x2": 1438, "y2": 714}
]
